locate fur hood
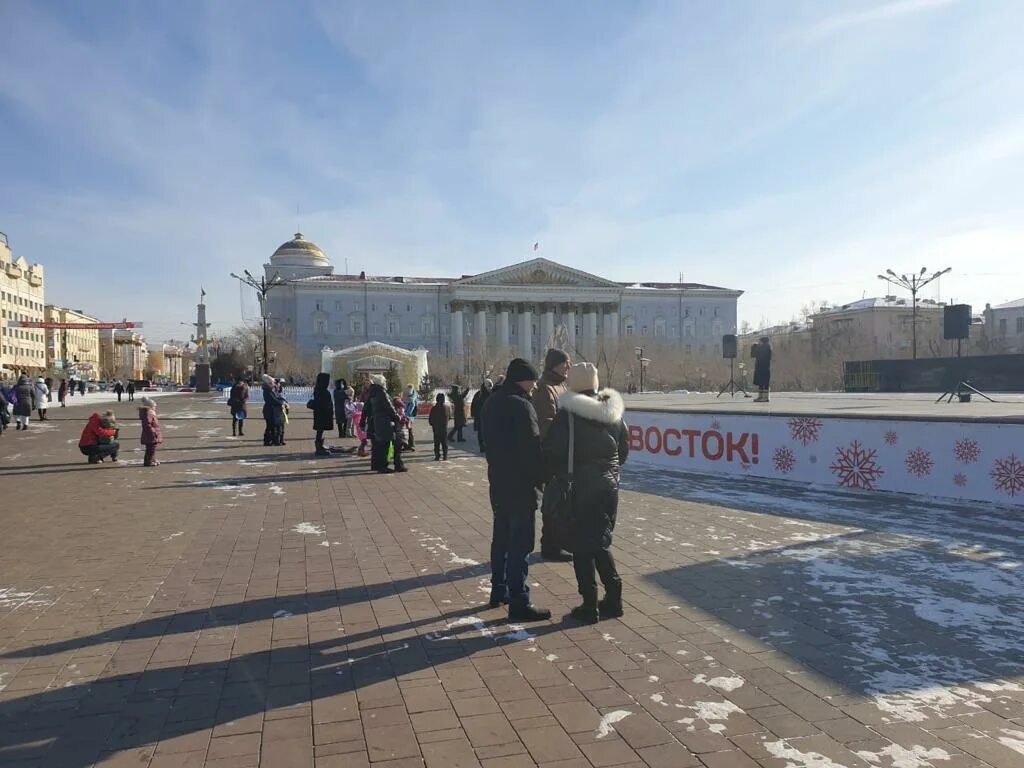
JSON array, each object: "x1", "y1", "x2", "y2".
[{"x1": 557, "y1": 388, "x2": 624, "y2": 425}]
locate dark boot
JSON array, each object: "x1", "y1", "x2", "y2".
[
  {"x1": 508, "y1": 604, "x2": 551, "y2": 622},
  {"x1": 571, "y1": 588, "x2": 599, "y2": 624},
  {"x1": 232, "y1": 422, "x2": 237, "y2": 436},
  {"x1": 598, "y1": 581, "x2": 623, "y2": 618}
]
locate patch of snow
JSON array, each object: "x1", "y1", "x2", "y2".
[
  {"x1": 595, "y1": 710, "x2": 632, "y2": 739},
  {"x1": 162, "y1": 532, "x2": 184, "y2": 542},
  {"x1": 293, "y1": 522, "x2": 325, "y2": 536},
  {"x1": 273, "y1": 610, "x2": 293, "y2": 618},
  {"x1": 500, "y1": 626, "x2": 536, "y2": 642},
  {"x1": 766, "y1": 740, "x2": 849, "y2": 768},
  {"x1": 545, "y1": 654, "x2": 559, "y2": 662},
  {"x1": 998, "y1": 729, "x2": 1024, "y2": 756},
  {"x1": 693, "y1": 674, "x2": 745, "y2": 692},
  {"x1": 268, "y1": 484, "x2": 285, "y2": 495},
  {"x1": 856, "y1": 744, "x2": 952, "y2": 767},
  {"x1": 688, "y1": 700, "x2": 742, "y2": 721}
]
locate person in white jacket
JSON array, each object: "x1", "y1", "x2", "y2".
[{"x1": 33, "y1": 377, "x2": 51, "y2": 421}]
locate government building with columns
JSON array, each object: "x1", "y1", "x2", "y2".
[{"x1": 263, "y1": 233, "x2": 742, "y2": 372}]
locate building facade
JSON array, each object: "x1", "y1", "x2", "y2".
[
  {"x1": 983, "y1": 299, "x2": 1024, "y2": 353},
  {"x1": 809, "y1": 296, "x2": 952, "y2": 360},
  {"x1": 262, "y1": 233, "x2": 742, "y2": 371},
  {"x1": 0, "y1": 232, "x2": 47, "y2": 380},
  {"x1": 99, "y1": 329, "x2": 148, "y2": 381},
  {"x1": 44, "y1": 306, "x2": 101, "y2": 381}
]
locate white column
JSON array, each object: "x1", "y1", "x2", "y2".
[
  {"x1": 497, "y1": 304, "x2": 510, "y2": 348},
  {"x1": 564, "y1": 305, "x2": 577, "y2": 354},
  {"x1": 584, "y1": 305, "x2": 598, "y2": 356},
  {"x1": 541, "y1": 305, "x2": 555, "y2": 348},
  {"x1": 475, "y1": 304, "x2": 487, "y2": 351},
  {"x1": 451, "y1": 305, "x2": 464, "y2": 357},
  {"x1": 607, "y1": 305, "x2": 619, "y2": 341},
  {"x1": 518, "y1": 304, "x2": 533, "y2": 360}
]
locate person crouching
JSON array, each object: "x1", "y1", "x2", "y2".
[
  {"x1": 138, "y1": 397, "x2": 163, "y2": 466},
  {"x1": 79, "y1": 410, "x2": 120, "y2": 464},
  {"x1": 544, "y1": 363, "x2": 629, "y2": 623}
]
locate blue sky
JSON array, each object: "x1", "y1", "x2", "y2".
[{"x1": 1, "y1": 0, "x2": 1023, "y2": 343}]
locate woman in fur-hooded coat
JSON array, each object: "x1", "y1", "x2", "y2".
[{"x1": 543, "y1": 363, "x2": 629, "y2": 621}]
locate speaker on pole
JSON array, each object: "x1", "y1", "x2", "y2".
[
  {"x1": 943, "y1": 304, "x2": 971, "y2": 341},
  {"x1": 722, "y1": 334, "x2": 737, "y2": 359}
]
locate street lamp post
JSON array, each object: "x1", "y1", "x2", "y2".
[
  {"x1": 877, "y1": 267, "x2": 951, "y2": 359},
  {"x1": 634, "y1": 346, "x2": 650, "y2": 393},
  {"x1": 230, "y1": 270, "x2": 285, "y2": 375}
]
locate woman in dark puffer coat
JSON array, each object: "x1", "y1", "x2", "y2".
[{"x1": 543, "y1": 363, "x2": 629, "y2": 624}]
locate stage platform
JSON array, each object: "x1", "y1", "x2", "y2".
[{"x1": 623, "y1": 390, "x2": 1024, "y2": 423}]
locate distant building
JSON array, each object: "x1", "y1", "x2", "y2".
[
  {"x1": 0, "y1": 232, "x2": 46, "y2": 380},
  {"x1": 44, "y1": 306, "x2": 101, "y2": 382},
  {"x1": 262, "y1": 233, "x2": 742, "y2": 371},
  {"x1": 162, "y1": 344, "x2": 185, "y2": 384},
  {"x1": 100, "y1": 329, "x2": 148, "y2": 381},
  {"x1": 809, "y1": 295, "x2": 952, "y2": 360},
  {"x1": 983, "y1": 299, "x2": 1024, "y2": 353}
]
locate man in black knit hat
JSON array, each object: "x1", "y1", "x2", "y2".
[{"x1": 481, "y1": 358, "x2": 551, "y2": 622}]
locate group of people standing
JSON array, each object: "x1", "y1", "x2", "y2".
[{"x1": 482, "y1": 349, "x2": 630, "y2": 624}]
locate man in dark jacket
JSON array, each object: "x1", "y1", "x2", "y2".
[
  {"x1": 470, "y1": 378, "x2": 493, "y2": 453},
  {"x1": 752, "y1": 336, "x2": 772, "y2": 402},
  {"x1": 126, "y1": 380, "x2": 135, "y2": 401},
  {"x1": 307, "y1": 372, "x2": 334, "y2": 456},
  {"x1": 533, "y1": 348, "x2": 573, "y2": 561},
  {"x1": 261, "y1": 374, "x2": 287, "y2": 446},
  {"x1": 481, "y1": 358, "x2": 550, "y2": 622},
  {"x1": 447, "y1": 384, "x2": 469, "y2": 443},
  {"x1": 334, "y1": 378, "x2": 349, "y2": 437}
]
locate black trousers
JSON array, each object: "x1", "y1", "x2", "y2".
[
  {"x1": 490, "y1": 489, "x2": 538, "y2": 609},
  {"x1": 433, "y1": 434, "x2": 448, "y2": 459},
  {"x1": 540, "y1": 491, "x2": 566, "y2": 554},
  {"x1": 448, "y1": 424, "x2": 465, "y2": 442},
  {"x1": 315, "y1": 429, "x2": 326, "y2": 451},
  {"x1": 371, "y1": 438, "x2": 390, "y2": 470},
  {"x1": 80, "y1": 444, "x2": 119, "y2": 462},
  {"x1": 572, "y1": 547, "x2": 620, "y2": 596}
]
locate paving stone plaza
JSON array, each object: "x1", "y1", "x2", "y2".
[{"x1": 1, "y1": 394, "x2": 1023, "y2": 768}]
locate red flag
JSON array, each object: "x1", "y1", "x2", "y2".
[{"x1": 533, "y1": 242, "x2": 539, "y2": 251}]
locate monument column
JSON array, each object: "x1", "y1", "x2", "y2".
[
  {"x1": 564, "y1": 304, "x2": 577, "y2": 355},
  {"x1": 518, "y1": 303, "x2": 533, "y2": 360},
  {"x1": 497, "y1": 303, "x2": 510, "y2": 348},
  {"x1": 451, "y1": 302, "x2": 464, "y2": 357},
  {"x1": 606, "y1": 303, "x2": 620, "y2": 341},
  {"x1": 584, "y1": 304, "x2": 599, "y2": 356},
  {"x1": 541, "y1": 304, "x2": 555, "y2": 349},
  {"x1": 475, "y1": 303, "x2": 488, "y2": 351}
]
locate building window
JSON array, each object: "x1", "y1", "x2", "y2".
[
  {"x1": 315, "y1": 301, "x2": 322, "y2": 311},
  {"x1": 351, "y1": 318, "x2": 363, "y2": 335},
  {"x1": 387, "y1": 319, "x2": 399, "y2": 335},
  {"x1": 335, "y1": 323, "x2": 343, "y2": 334},
  {"x1": 422, "y1": 318, "x2": 435, "y2": 336},
  {"x1": 1017, "y1": 317, "x2": 1024, "y2": 333},
  {"x1": 685, "y1": 345, "x2": 692, "y2": 355},
  {"x1": 998, "y1": 319, "x2": 1007, "y2": 336},
  {"x1": 371, "y1": 304, "x2": 376, "y2": 312},
  {"x1": 335, "y1": 301, "x2": 343, "y2": 311},
  {"x1": 654, "y1": 318, "x2": 666, "y2": 337},
  {"x1": 641, "y1": 326, "x2": 648, "y2": 337},
  {"x1": 388, "y1": 304, "x2": 395, "y2": 312},
  {"x1": 407, "y1": 304, "x2": 412, "y2": 312}
]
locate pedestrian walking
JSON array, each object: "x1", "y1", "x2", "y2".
[
  {"x1": 13, "y1": 375, "x2": 36, "y2": 430},
  {"x1": 533, "y1": 348, "x2": 573, "y2": 561},
  {"x1": 307, "y1": 372, "x2": 334, "y2": 457},
  {"x1": 343, "y1": 386, "x2": 356, "y2": 437},
  {"x1": 402, "y1": 384, "x2": 418, "y2": 450},
  {"x1": 334, "y1": 378, "x2": 350, "y2": 438},
  {"x1": 471, "y1": 378, "x2": 493, "y2": 453},
  {"x1": 33, "y1": 377, "x2": 50, "y2": 421},
  {"x1": 78, "y1": 379, "x2": 85, "y2": 396},
  {"x1": 447, "y1": 384, "x2": 469, "y2": 443},
  {"x1": 114, "y1": 380, "x2": 124, "y2": 402},
  {"x1": 78, "y1": 410, "x2": 120, "y2": 463},
  {"x1": 261, "y1": 374, "x2": 286, "y2": 446},
  {"x1": 58, "y1": 379, "x2": 68, "y2": 407},
  {"x1": 126, "y1": 380, "x2": 135, "y2": 401},
  {"x1": 429, "y1": 393, "x2": 449, "y2": 460},
  {"x1": 391, "y1": 396, "x2": 409, "y2": 472},
  {"x1": 0, "y1": 382, "x2": 13, "y2": 436},
  {"x1": 276, "y1": 379, "x2": 290, "y2": 444},
  {"x1": 480, "y1": 358, "x2": 550, "y2": 622},
  {"x1": 752, "y1": 336, "x2": 773, "y2": 402},
  {"x1": 544, "y1": 363, "x2": 629, "y2": 623},
  {"x1": 138, "y1": 397, "x2": 163, "y2": 466},
  {"x1": 227, "y1": 375, "x2": 249, "y2": 436}
]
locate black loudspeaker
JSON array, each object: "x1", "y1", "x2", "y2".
[
  {"x1": 943, "y1": 304, "x2": 971, "y2": 341},
  {"x1": 722, "y1": 334, "x2": 737, "y2": 359}
]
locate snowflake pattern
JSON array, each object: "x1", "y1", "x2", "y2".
[
  {"x1": 953, "y1": 438, "x2": 981, "y2": 465},
  {"x1": 709, "y1": 418, "x2": 722, "y2": 432},
  {"x1": 788, "y1": 417, "x2": 823, "y2": 446},
  {"x1": 991, "y1": 454, "x2": 1024, "y2": 497},
  {"x1": 953, "y1": 473, "x2": 968, "y2": 488},
  {"x1": 905, "y1": 447, "x2": 934, "y2": 478},
  {"x1": 830, "y1": 441, "x2": 885, "y2": 490},
  {"x1": 773, "y1": 446, "x2": 796, "y2": 474},
  {"x1": 884, "y1": 431, "x2": 899, "y2": 446}
]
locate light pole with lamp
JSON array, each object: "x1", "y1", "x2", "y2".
[
  {"x1": 877, "y1": 267, "x2": 951, "y2": 359},
  {"x1": 230, "y1": 270, "x2": 286, "y2": 375},
  {"x1": 634, "y1": 346, "x2": 650, "y2": 393}
]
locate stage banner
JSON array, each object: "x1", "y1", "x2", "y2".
[{"x1": 626, "y1": 410, "x2": 1024, "y2": 506}]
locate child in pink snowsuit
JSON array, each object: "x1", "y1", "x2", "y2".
[{"x1": 139, "y1": 396, "x2": 163, "y2": 467}]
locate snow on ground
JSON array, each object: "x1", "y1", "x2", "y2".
[{"x1": 42, "y1": 391, "x2": 180, "y2": 409}]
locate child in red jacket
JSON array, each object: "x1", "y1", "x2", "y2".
[{"x1": 139, "y1": 397, "x2": 163, "y2": 466}]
